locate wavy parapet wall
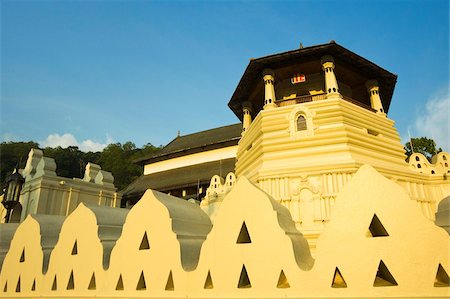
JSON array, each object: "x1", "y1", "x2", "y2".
[
  {"x1": 408, "y1": 152, "x2": 450, "y2": 175},
  {"x1": 0, "y1": 166, "x2": 449, "y2": 298}
]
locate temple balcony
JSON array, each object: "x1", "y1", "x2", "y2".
[{"x1": 275, "y1": 93, "x2": 376, "y2": 112}]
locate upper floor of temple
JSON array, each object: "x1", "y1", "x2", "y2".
[{"x1": 228, "y1": 41, "x2": 397, "y2": 123}]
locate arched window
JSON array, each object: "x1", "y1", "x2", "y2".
[
  {"x1": 290, "y1": 107, "x2": 314, "y2": 138},
  {"x1": 296, "y1": 115, "x2": 307, "y2": 131}
]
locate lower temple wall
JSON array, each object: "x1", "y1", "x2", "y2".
[
  {"x1": 0, "y1": 165, "x2": 448, "y2": 298},
  {"x1": 257, "y1": 168, "x2": 450, "y2": 253}
]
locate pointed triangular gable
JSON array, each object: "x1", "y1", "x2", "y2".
[
  {"x1": 331, "y1": 267, "x2": 347, "y2": 288},
  {"x1": 238, "y1": 265, "x2": 251, "y2": 288},
  {"x1": 115, "y1": 274, "x2": 124, "y2": 290},
  {"x1": 204, "y1": 270, "x2": 214, "y2": 289},
  {"x1": 51, "y1": 275, "x2": 57, "y2": 291},
  {"x1": 367, "y1": 214, "x2": 389, "y2": 237},
  {"x1": 139, "y1": 231, "x2": 150, "y2": 250},
  {"x1": 276, "y1": 270, "x2": 290, "y2": 288},
  {"x1": 66, "y1": 270, "x2": 74, "y2": 290},
  {"x1": 434, "y1": 264, "x2": 450, "y2": 287},
  {"x1": 88, "y1": 273, "x2": 96, "y2": 290},
  {"x1": 20, "y1": 248, "x2": 25, "y2": 262},
  {"x1": 237, "y1": 222, "x2": 252, "y2": 244},
  {"x1": 136, "y1": 271, "x2": 146, "y2": 290},
  {"x1": 165, "y1": 270, "x2": 174, "y2": 291},
  {"x1": 374, "y1": 260, "x2": 397, "y2": 286},
  {"x1": 71, "y1": 240, "x2": 78, "y2": 255},
  {"x1": 15, "y1": 276, "x2": 20, "y2": 293}
]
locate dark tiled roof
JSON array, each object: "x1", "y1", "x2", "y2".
[
  {"x1": 135, "y1": 123, "x2": 242, "y2": 165},
  {"x1": 228, "y1": 41, "x2": 397, "y2": 120},
  {"x1": 122, "y1": 158, "x2": 235, "y2": 198}
]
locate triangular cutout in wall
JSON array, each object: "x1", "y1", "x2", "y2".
[
  {"x1": 20, "y1": 248, "x2": 25, "y2": 263},
  {"x1": 277, "y1": 270, "x2": 290, "y2": 288},
  {"x1": 15, "y1": 276, "x2": 20, "y2": 293},
  {"x1": 115, "y1": 274, "x2": 124, "y2": 291},
  {"x1": 136, "y1": 271, "x2": 146, "y2": 290},
  {"x1": 3, "y1": 281, "x2": 7, "y2": 292},
  {"x1": 237, "y1": 222, "x2": 252, "y2": 243},
  {"x1": 139, "y1": 232, "x2": 150, "y2": 250},
  {"x1": 88, "y1": 273, "x2": 96, "y2": 290},
  {"x1": 434, "y1": 264, "x2": 450, "y2": 287},
  {"x1": 71, "y1": 240, "x2": 78, "y2": 255},
  {"x1": 31, "y1": 279, "x2": 36, "y2": 291},
  {"x1": 165, "y1": 270, "x2": 174, "y2": 291},
  {"x1": 367, "y1": 214, "x2": 389, "y2": 237},
  {"x1": 204, "y1": 270, "x2": 214, "y2": 289},
  {"x1": 238, "y1": 265, "x2": 251, "y2": 288},
  {"x1": 331, "y1": 267, "x2": 347, "y2": 288},
  {"x1": 66, "y1": 270, "x2": 74, "y2": 290},
  {"x1": 373, "y1": 260, "x2": 397, "y2": 286},
  {"x1": 51, "y1": 275, "x2": 57, "y2": 291}
]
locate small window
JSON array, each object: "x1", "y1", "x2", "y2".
[
  {"x1": 296, "y1": 115, "x2": 307, "y2": 131},
  {"x1": 415, "y1": 156, "x2": 420, "y2": 162}
]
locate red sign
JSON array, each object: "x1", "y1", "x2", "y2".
[{"x1": 291, "y1": 74, "x2": 306, "y2": 84}]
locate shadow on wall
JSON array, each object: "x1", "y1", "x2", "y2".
[{"x1": 0, "y1": 165, "x2": 448, "y2": 298}]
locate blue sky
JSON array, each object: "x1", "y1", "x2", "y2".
[{"x1": 1, "y1": 0, "x2": 449, "y2": 151}]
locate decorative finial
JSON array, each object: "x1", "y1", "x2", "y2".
[
  {"x1": 177, "y1": 130, "x2": 181, "y2": 137},
  {"x1": 300, "y1": 42, "x2": 304, "y2": 49}
]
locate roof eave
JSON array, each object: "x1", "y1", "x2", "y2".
[
  {"x1": 228, "y1": 42, "x2": 397, "y2": 119},
  {"x1": 135, "y1": 137, "x2": 240, "y2": 166}
]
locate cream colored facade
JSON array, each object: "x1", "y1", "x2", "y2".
[
  {"x1": 236, "y1": 93, "x2": 450, "y2": 249},
  {"x1": 0, "y1": 42, "x2": 449, "y2": 298},
  {"x1": 0, "y1": 166, "x2": 448, "y2": 298},
  {"x1": 0, "y1": 149, "x2": 121, "y2": 223},
  {"x1": 223, "y1": 45, "x2": 450, "y2": 250},
  {"x1": 143, "y1": 145, "x2": 238, "y2": 175}
]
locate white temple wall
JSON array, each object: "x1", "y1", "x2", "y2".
[
  {"x1": 0, "y1": 149, "x2": 121, "y2": 223},
  {"x1": 0, "y1": 165, "x2": 448, "y2": 298}
]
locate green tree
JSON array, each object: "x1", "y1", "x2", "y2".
[
  {"x1": 97, "y1": 142, "x2": 161, "y2": 190},
  {"x1": 132, "y1": 142, "x2": 161, "y2": 161},
  {"x1": 404, "y1": 137, "x2": 442, "y2": 162},
  {"x1": 97, "y1": 142, "x2": 142, "y2": 190},
  {"x1": 0, "y1": 140, "x2": 161, "y2": 192},
  {"x1": 43, "y1": 146, "x2": 86, "y2": 178},
  {"x1": 0, "y1": 141, "x2": 39, "y2": 189}
]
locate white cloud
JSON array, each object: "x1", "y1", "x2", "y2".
[
  {"x1": 39, "y1": 133, "x2": 113, "y2": 152},
  {"x1": 413, "y1": 88, "x2": 450, "y2": 151}
]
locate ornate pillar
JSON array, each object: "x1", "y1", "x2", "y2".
[
  {"x1": 321, "y1": 55, "x2": 342, "y2": 99},
  {"x1": 263, "y1": 69, "x2": 277, "y2": 109},
  {"x1": 241, "y1": 101, "x2": 253, "y2": 135},
  {"x1": 366, "y1": 80, "x2": 386, "y2": 115}
]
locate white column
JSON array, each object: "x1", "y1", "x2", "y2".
[
  {"x1": 366, "y1": 80, "x2": 386, "y2": 115},
  {"x1": 241, "y1": 101, "x2": 253, "y2": 135},
  {"x1": 321, "y1": 55, "x2": 342, "y2": 99},
  {"x1": 263, "y1": 69, "x2": 277, "y2": 109}
]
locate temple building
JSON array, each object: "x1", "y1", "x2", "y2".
[
  {"x1": 0, "y1": 149, "x2": 121, "y2": 223},
  {"x1": 123, "y1": 41, "x2": 450, "y2": 250},
  {"x1": 122, "y1": 124, "x2": 241, "y2": 206},
  {"x1": 0, "y1": 41, "x2": 449, "y2": 298}
]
